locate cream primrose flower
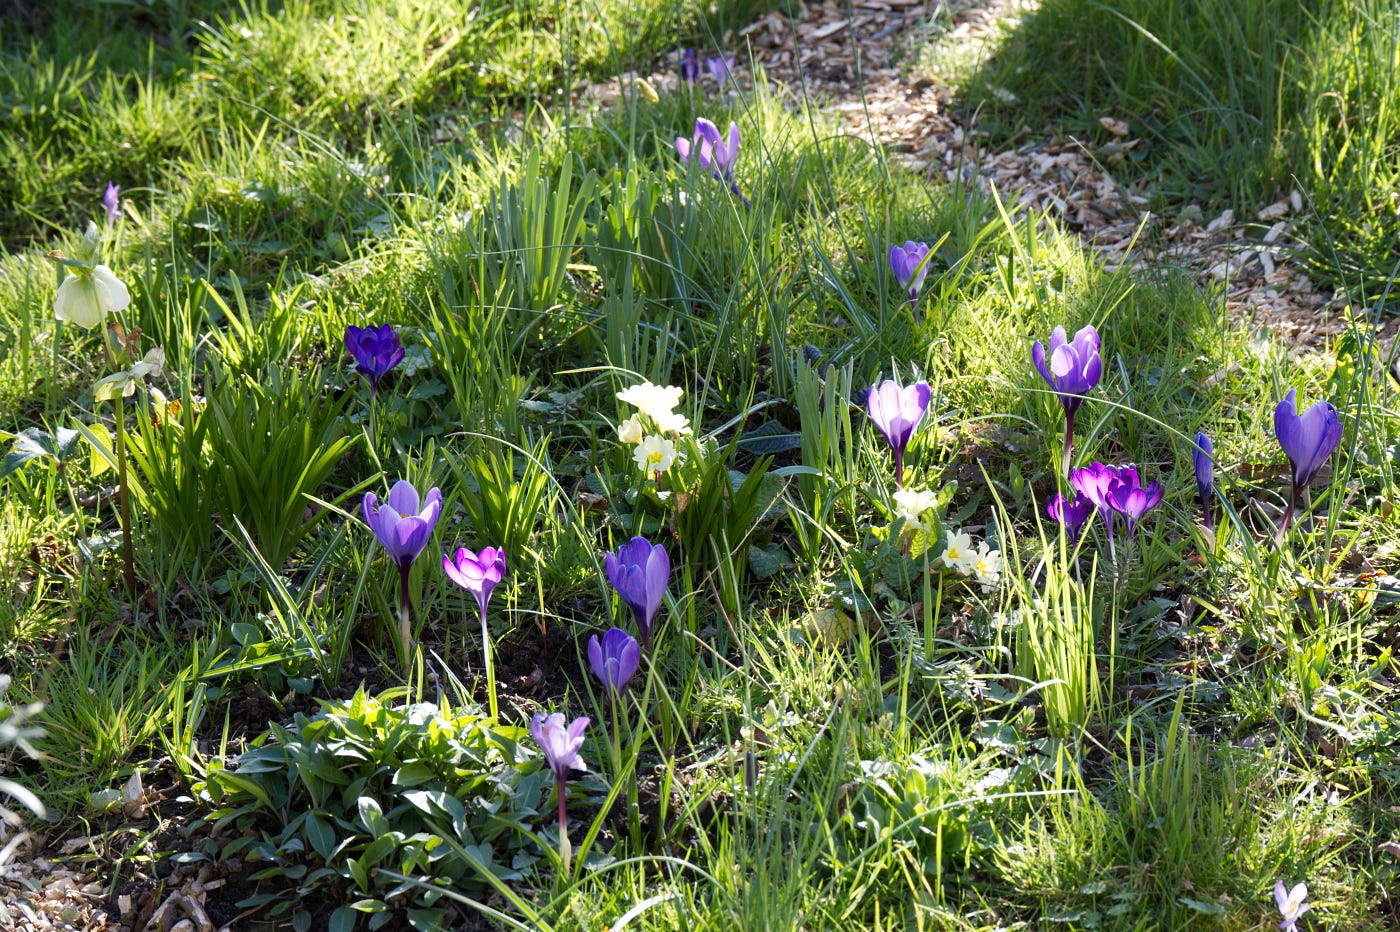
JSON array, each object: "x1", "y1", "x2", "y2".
[
  {"x1": 942, "y1": 529, "x2": 975, "y2": 573},
  {"x1": 618, "y1": 414, "x2": 644, "y2": 444},
  {"x1": 633, "y1": 434, "x2": 680, "y2": 474},
  {"x1": 54, "y1": 264, "x2": 131, "y2": 330},
  {"x1": 893, "y1": 488, "x2": 939, "y2": 532},
  {"x1": 972, "y1": 541, "x2": 1003, "y2": 592},
  {"x1": 617, "y1": 382, "x2": 692, "y2": 435},
  {"x1": 93, "y1": 347, "x2": 166, "y2": 401}
]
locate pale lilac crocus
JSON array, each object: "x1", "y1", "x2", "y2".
[
  {"x1": 867, "y1": 378, "x2": 931, "y2": 487},
  {"x1": 1274, "y1": 881, "x2": 1310, "y2": 932},
  {"x1": 102, "y1": 182, "x2": 121, "y2": 224},
  {"x1": 1194, "y1": 431, "x2": 1215, "y2": 531},
  {"x1": 1047, "y1": 491, "x2": 1095, "y2": 543},
  {"x1": 1274, "y1": 389, "x2": 1342, "y2": 534},
  {"x1": 888, "y1": 241, "x2": 931, "y2": 307},
  {"x1": 1032, "y1": 325, "x2": 1102, "y2": 479},
  {"x1": 706, "y1": 54, "x2": 735, "y2": 86},
  {"x1": 363, "y1": 480, "x2": 442, "y2": 660},
  {"x1": 530, "y1": 712, "x2": 590, "y2": 873},
  {"x1": 443, "y1": 546, "x2": 506, "y2": 720},
  {"x1": 587, "y1": 627, "x2": 640, "y2": 699},
  {"x1": 605, "y1": 536, "x2": 670, "y2": 651},
  {"x1": 676, "y1": 117, "x2": 747, "y2": 203}
]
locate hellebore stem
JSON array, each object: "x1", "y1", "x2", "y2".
[
  {"x1": 398, "y1": 563, "x2": 413, "y2": 671},
  {"x1": 113, "y1": 393, "x2": 136, "y2": 598},
  {"x1": 479, "y1": 601, "x2": 498, "y2": 721}
]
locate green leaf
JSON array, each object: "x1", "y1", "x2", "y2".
[
  {"x1": 736, "y1": 419, "x2": 804, "y2": 454},
  {"x1": 304, "y1": 812, "x2": 336, "y2": 861},
  {"x1": 328, "y1": 906, "x2": 358, "y2": 932},
  {"x1": 393, "y1": 762, "x2": 436, "y2": 787},
  {"x1": 292, "y1": 910, "x2": 312, "y2": 932},
  {"x1": 748, "y1": 542, "x2": 790, "y2": 580}
]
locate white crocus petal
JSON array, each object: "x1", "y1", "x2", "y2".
[
  {"x1": 618, "y1": 415, "x2": 644, "y2": 444},
  {"x1": 633, "y1": 434, "x2": 679, "y2": 474},
  {"x1": 90, "y1": 265, "x2": 131, "y2": 314},
  {"x1": 942, "y1": 529, "x2": 975, "y2": 573}
]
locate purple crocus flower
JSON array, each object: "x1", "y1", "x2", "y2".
[
  {"x1": 888, "y1": 241, "x2": 931, "y2": 307},
  {"x1": 344, "y1": 324, "x2": 405, "y2": 395},
  {"x1": 1274, "y1": 388, "x2": 1342, "y2": 533},
  {"x1": 706, "y1": 54, "x2": 735, "y2": 86},
  {"x1": 530, "y1": 711, "x2": 590, "y2": 869},
  {"x1": 605, "y1": 536, "x2": 670, "y2": 650},
  {"x1": 102, "y1": 182, "x2": 121, "y2": 224},
  {"x1": 1032, "y1": 325, "x2": 1102, "y2": 479},
  {"x1": 1070, "y1": 461, "x2": 1122, "y2": 557},
  {"x1": 867, "y1": 378, "x2": 931, "y2": 487},
  {"x1": 1047, "y1": 491, "x2": 1095, "y2": 543},
  {"x1": 676, "y1": 118, "x2": 747, "y2": 203},
  {"x1": 363, "y1": 480, "x2": 442, "y2": 658},
  {"x1": 1274, "y1": 880, "x2": 1311, "y2": 932},
  {"x1": 1103, "y1": 466, "x2": 1163, "y2": 540},
  {"x1": 679, "y1": 48, "x2": 699, "y2": 83},
  {"x1": 444, "y1": 546, "x2": 506, "y2": 718},
  {"x1": 1194, "y1": 431, "x2": 1215, "y2": 530},
  {"x1": 587, "y1": 627, "x2": 641, "y2": 699}
]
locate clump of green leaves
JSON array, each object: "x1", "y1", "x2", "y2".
[{"x1": 195, "y1": 688, "x2": 574, "y2": 930}]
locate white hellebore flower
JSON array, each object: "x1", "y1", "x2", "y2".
[
  {"x1": 893, "y1": 488, "x2": 939, "y2": 533},
  {"x1": 54, "y1": 265, "x2": 130, "y2": 330},
  {"x1": 942, "y1": 529, "x2": 975, "y2": 573},
  {"x1": 972, "y1": 541, "x2": 1003, "y2": 592},
  {"x1": 617, "y1": 381, "x2": 691, "y2": 434},
  {"x1": 93, "y1": 347, "x2": 166, "y2": 401},
  {"x1": 633, "y1": 434, "x2": 679, "y2": 475},
  {"x1": 618, "y1": 414, "x2": 644, "y2": 445}
]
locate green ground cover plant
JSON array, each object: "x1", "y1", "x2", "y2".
[{"x1": 2, "y1": 0, "x2": 1399, "y2": 929}]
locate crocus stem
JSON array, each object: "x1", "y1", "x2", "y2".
[
  {"x1": 1105, "y1": 513, "x2": 1118, "y2": 574},
  {"x1": 1200, "y1": 491, "x2": 1215, "y2": 531},
  {"x1": 113, "y1": 393, "x2": 135, "y2": 597},
  {"x1": 479, "y1": 602, "x2": 498, "y2": 721},
  {"x1": 398, "y1": 564, "x2": 412, "y2": 669},
  {"x1": 557, "y1": 778, "x2": 571, "y2": 874},
  {"x1": 894, "y1": 449, "x2": 905, "y2": 488},
  {"x1": 1061, "y1": 410, "x2": 1075, "y2": 483},
  {"x1": 1280, "y1": 483, "x2": 1299, "y2": 538}
]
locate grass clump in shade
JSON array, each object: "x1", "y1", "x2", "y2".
[{"x1": 956, "y1": 0, "x2": 1400, "y2": 296}]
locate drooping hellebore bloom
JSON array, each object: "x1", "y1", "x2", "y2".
[
  {"x1": 53, "y1": 264, "x2": 131, "y2": 330},
  {"x1": 444, "y1": 546, "x2": 506, "y2": 719},
  {"x1": 102, "y1": 182, "x2": 121, "y2": 224},
  {"x1": 679, "y1": 47, "x2": 699, "y2": 83},
  {"x1": 587, "y1": 627, "x2": 641, "y2": 699},
  {"x1": 888, "y1": 241, "x2": 932, "y2": 307},
  {"x1": 605, "y1": 536, "x2": 670, "y2": 650},
  {"x1": 1194, "y1": 431, "x2": 1215, "y2": 531},
  {"x1": 676, "y1": 117, "x2": 747, "y2": 203},
  {"x1": 363, "y1": 479, "x2": 442, "y2": 658},
  {"x1": 867, "y1": 377, "x2": 931, "y2": 487},
  {"x1": 529, "y1": 712, "x2": 590, "y2": 872},
  {"x1": 1031, "y1": 325, "x2": 1102, "y2": 479},
  {"x1": 344, "y1": 324, "x2": 405, "y2": 395},
  {"x1": 1274, "y1": 388, "x2": 1342, "y2": 533},
  {"x1": 706, "y1": 54, "x2": 735, "y2": 86},
  {"x1": 1274, "y1": 881, "x2": 1311, "y2": 932},
  {"x1": 1047, "y1": 491, "x2": 1095, "y2": 543}
]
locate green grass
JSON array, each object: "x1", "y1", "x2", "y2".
[
  {"x1": 1, "y1": 0, "x2": 1399, "y2": 929},
  {"x1": 954, "y1": 0, "x2": 1400, "y2": 297}
]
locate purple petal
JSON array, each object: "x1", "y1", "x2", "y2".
[{"x1": 386, "y1": 479, "x2": 420, "y2": 517}]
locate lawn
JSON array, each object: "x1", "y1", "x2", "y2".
[{"x1": 1, "y1": 0, "x2": 1398, "y2": 929}]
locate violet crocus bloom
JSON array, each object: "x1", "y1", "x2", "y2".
[
  {"x1": 679, "y1": 47, "x2": 699, "y2": 83},
  {"x1": 102, "y1": 182, "x2": 121, "y2": 224},
  {"x1": 1274, "y1": 388, "x2": 1342, "y2": 533},
  {"x1": 587, "y1": 627, "x2": 641, "y2": 699},
  {"x1": 676, "y1": 118, "x2": 747, "y2": 203},
  {"x1": 867, "y1": 378, "x2": 931, "y2": 487},
  {"x1": 1070, "y1": 461, "x2": 1122, "y2": 556},
  {"x1": 444, "y1": 546, "x2": 506, "y2": 719},
  {"x1": 706, "y1": 54, "x2": 735, "y2": 86},
  {"x1": 1104, "y1": 466, "x2": 1163, "y2": 540},
  {"x1": 605, "y1": 536, "x2": 670, "y2": 650},
  {"x1": 1032, "y1": 325, "x2": 1102, "y2": 479},
  {"x1": 1047, "y1": 491, "x2": 1095, "y2": 543},
  {"x1": 1274, "y1": 880, "x2": 1311, "y2": 932},
  {"x1": 1194, "y1": 431, "x2": 1215, "y2": 530},
  {"x1": 363, "y1": 480, "x2": 442, "y2": 658},
  {"x1": 888, "y1": 241, "x2": 931, "y2": 306},
  {"x1": 344, "y1": 324, "x2": 405, "y2": 395},
  {"x1": 530, "y1": 711, "x2": 590, "y2": 870}
]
